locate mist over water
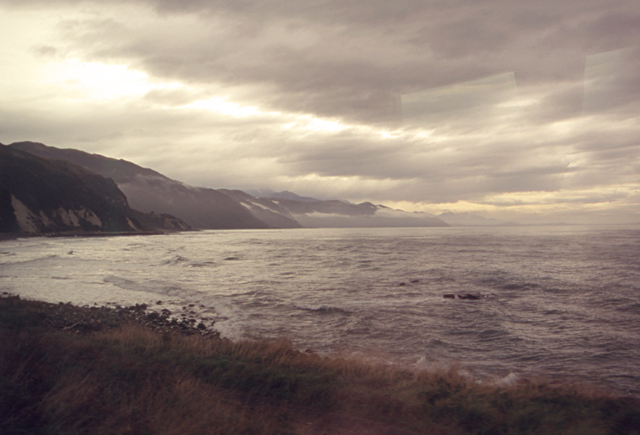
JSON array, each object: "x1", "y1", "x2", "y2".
[{"x1": 2, "y1": 226, "x2": 639, "y2": 396}]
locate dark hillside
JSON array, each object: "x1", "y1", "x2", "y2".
[
  {"x1": 11, "y1": 141, "x2": 272, "y2": 229},
  {"x1": 0, "y1": 144, "x2": 189, "y2": 234},
  {"x1": 218, "y1": 188, "x2": 302, "y2": 228}
]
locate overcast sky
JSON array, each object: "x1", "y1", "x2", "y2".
[{"x1": 1, "y1": 0, "x2": 639, "y2": 224}]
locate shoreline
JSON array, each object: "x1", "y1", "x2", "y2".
[
  {"x1": 0, "y1": 229, "x2": 195, "y2": 243},
  {"x1": 0, "y1": 292, "x2": 219, "y2": 338}
]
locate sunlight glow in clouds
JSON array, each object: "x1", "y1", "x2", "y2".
[
  {"x1": 36, "y1": 57, "x2": 187, "y2": 106},
  {"x1": 40, "y1": 56, "x2": 365, "y2": 137},
  {"x1": 42, "y1": 60, "x2": 153, "y2": 101},
  {"x1": 481, "y1": 186, "x2": 640, "y2": 206},
  {"x1": 394, "y1": 184, "x2": 640, "y2": 218},
  {"x1": 291, "y1": 116, "x2": 347, "y2": 133},
  {"x1": 274, "y1": 173, "x2": 408, "y2": 199},
  {"x1": 184, "y1": 97, "x2": 267, "y2": 118},
  {"x1": 186, "y1": 96, "x2": 368, "y2": 135}
]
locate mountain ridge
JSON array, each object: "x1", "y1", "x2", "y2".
[
  {"x1": 0, "y1": 144, "x2": 189, "y2": 235},
  {"x1": 9, "y1": 141, "x2": 514, "y2": 229},
  {"x1": 10, "y1": 142, "x2": 273, "y2": 230}
]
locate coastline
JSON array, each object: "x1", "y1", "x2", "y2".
[
  {"x1": 0, "y1": 229, "x2": 195, "y2": 243},
  {"x1": 1, "y1": 294, "x2": 639, "y2": 435},
  {"x1": 0, "y1": 232, "x2": 22, "y2": 242},
  {"x1": 0, "y1": 292, "x2": 218, "y2": 337},
  {"x1": 4, "y1": 227, "x2": 640, "y2": 400}
]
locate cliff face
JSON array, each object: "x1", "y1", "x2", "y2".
[{"x1": 0, "y1": 144, "x2": 189, "y2": 234}]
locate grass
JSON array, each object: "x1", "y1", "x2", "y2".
[{"x1": 1, "y1": 296, "x2": 639, "y2": 435}]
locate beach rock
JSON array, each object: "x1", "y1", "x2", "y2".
[
  {"x1": 3, "y1": 294, "x2": 219, "y2": 338},
  {"x1": 457, "y1": 293, "x2": 481, "y2": 300},
  {"x1": 443, "y1": 294, "x2": 455, "y2": 299}
]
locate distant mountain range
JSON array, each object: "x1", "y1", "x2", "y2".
[
  {"x1": 3, "y1": 141, "x2": 517, "y2": 233},
  {"x1": 247, "y1": 189, "x2": 323, "y2": 203},
  {"x1": 0, "y1": 144, "x2": 189, "y2": 235}
]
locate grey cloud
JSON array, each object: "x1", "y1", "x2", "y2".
[
  {"x1": 2, "y1": 0, "x2": 639, "y2": 222},
  {"x1": 485, "y1": 167, "x2": 580, "y2": 194},
  {"x1": 37, "y1": 0, "x2": 639, "y2": 126},
  {"x1": 269, "y1": 131, "x2": 568, "y2": 200},
  {"x1": 583, "y1": 13, "x2": 640, "y2": 52},
  {"x1": 582, "y1": 47, "x2": 640, "y2": 116},
  {"x1": 519, "y1": 82, "x2": 586, "y2": 123},
  {"x1": 142, "y1": 88, "x2": 204, "y2": 106},
  {"x1": 32, "y1": 45, "x2": 59, "y2": 58},
  {"x1": 276, "y1": 138, "x2": 416, "y2": 180},
  {"x1": 482, "y1": 190, "x2": 632, "y2": 207}
]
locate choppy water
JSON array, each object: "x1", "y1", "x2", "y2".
[{"x1": 1, "y1": 226, "x2": 639, "y2": 395}]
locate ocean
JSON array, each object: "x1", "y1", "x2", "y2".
[{"x1": 1, "y1": 226, "x2": 639, "y2": 396}]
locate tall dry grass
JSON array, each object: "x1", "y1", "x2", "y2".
[{"x1": 1, "y1": 296, "x2": 639, "y2": 435}]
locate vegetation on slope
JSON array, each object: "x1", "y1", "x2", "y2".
[
  {"x1": 9, "y1": 141, "x2": 273, "y2": 230},
  {"x1": 1, "y1": 295, "x2": 639, "y2": 435},
  {"x1": 0, "y1": 144, "x2": 189, "y2": 234}
]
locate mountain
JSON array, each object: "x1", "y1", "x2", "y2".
[
  {"x1": 217, "y1": 189, "x2": 302, "y2": 228},
  {"x1": 265, "y1": 199, "x2": 449, "y2": 228},
  {"x1": 10, "y1": 142, "x2": 274, "y2": 230},
  {"x1": 9, "y1": 141, "x2": 450, "y2": 229},
  {"x1": 251, "y1": 189, "x2": 322, "y2": 203},
  {"x1": 0, "y1": 144, "x2": 189, "y2": 234}
]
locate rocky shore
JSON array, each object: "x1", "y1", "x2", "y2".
[{"x1": 0, "y1": 292, "x2": 220, "y2": 338}]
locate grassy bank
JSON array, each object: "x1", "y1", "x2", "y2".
[{"x1": 1, "y1": 296, "x2": 639, "y2": 435}]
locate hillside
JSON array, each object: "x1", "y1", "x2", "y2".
[
  {"x1": 10, "y1": 142, "x2": 274, "y2": 230},
  {"x1": 0, "y1": 144, "x2": 189, "y2": 234},
  {"x1": 267, "y1": 198, "x2": 449, "y2": 228}
]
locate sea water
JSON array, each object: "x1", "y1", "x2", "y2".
[{"x1": 1, "y1": 226, "x2": 639, "y2": 396}]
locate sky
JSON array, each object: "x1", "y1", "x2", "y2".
[{"x1": 1, "y1": 0, "x2": 639, "y2": 224}]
